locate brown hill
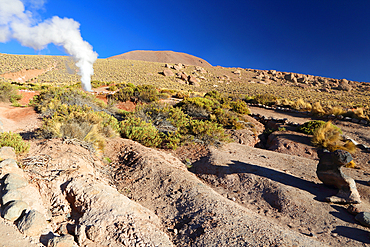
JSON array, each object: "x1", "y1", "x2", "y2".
[{"x1": 108, "y1": 50, "x2": 212, "y2": 67}]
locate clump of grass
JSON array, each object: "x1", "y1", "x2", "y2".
[
  {"x1": 311, "y1": 102, "x2": 326, "y2": 116},
  {"x1": 0, "y1": 132, "x2": 30, "y2": 154},
  {"x1": 298, "y1": 120, "x2": 342, "y2": 135},
  {"x1": 250, "y1": 93, "x2": 277, "y2": 106},
  {"x1": 312, "y1": 121, "x2": 356, "y2": 153},
  {"x1": 292, "y1": 98, "x2": 312, "y2": 111}
]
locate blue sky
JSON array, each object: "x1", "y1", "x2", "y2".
[{"x1": 1, "y1": 0, "x2": 370, "y2": 82}]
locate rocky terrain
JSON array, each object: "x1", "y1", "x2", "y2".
[
  {"x1": 0, "y1": 51, "x2": 370, "y2": 246},
  {"x1": 0, "y1": 96, "x2": 369, "y2": 246}
]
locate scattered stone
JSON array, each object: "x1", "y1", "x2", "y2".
[
  {"x1": 233, "y1": 70, "x2": 241, "y2": 75},
  {"x1": 317, "y1": 150, "x2": 361, "y2": 204},
  {"x1": 188, "y1": 75, "x2": 200, "y2": 86},
  {"x1": 347, "y1": 204, "x2": 361, "y2": 215},
  {"x1": 86, "y1": 225, "x2": 103, "y2": 242},
  {"x1": 163, "y1": 69, "x2": 174, "y2": 77},
  {"x1": 47, "y1": 234, "x2": 77, "y2": 247},
  {"x1": 1, "y1": 189, "x2": 22, "y2": 205},
  {"x1": 17, "y1": 209, "x2": 47, "y2": 236},
  {"x1": 3, "y1": 200, "x2": 28, "y2": 222},
  {"x1": 179, "y1": 72, "x2": 188, "y2": 81},
  {"x1": 355, "y1": 212, "x2": 370, "y2": 227},
  {"x1": 3, "y1": 173, "x2": 28, "y2": 190},
  {"x1": 0, "y1": 147, "x2": 16, "y2": 161},
  {"x1": 284, "y1": 73, "x2": 295, "y2": 82}
]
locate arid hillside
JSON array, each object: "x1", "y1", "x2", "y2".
[
  {"x1": 108, "y1": 50, "x2": 212, "y2": 67},
  {"x1": 1, "y1": 51, "x2": 370, "y2": 246}
]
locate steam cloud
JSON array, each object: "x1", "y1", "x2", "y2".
[{"x1": 0, "y1": 0, "x2": 98, "y2": 91}]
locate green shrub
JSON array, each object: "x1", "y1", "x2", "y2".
[
  {"x1": 211, "y1": 108, "x2": 243, "y2": 129},
  {"x1": 108, "y1": 85, "x2": 118, "y2": 91},
  {"x1": 0, "y1": 132, "x2": 29, "y2": 154},
  {"x1": 91, "y1": 80, "x2": 108, "y2": 88},
  {"x1": 120, "y1": 117, "x2": 162, "y2": 147},
  {"x1": 230, "y1": 100, "x2": 250, "y2": 114},
  {"x1": 177, "y1": 97, "x2": 219, "y2": 118},
  {"x1": 298, "y1": 120, "x2": 342, "y2": 135},
  {"x1": 109, "y1": 84, "x2": 160, "y2": 103},
  {"x1": 0, "y1": 81, "x2": 21, "y2": 103},
  {"x1": 251, "y1": 94, "x2": 277, "y2": 106},
  {"x1": 187, "y1": 120, "x2": 229, "y2": 145}
]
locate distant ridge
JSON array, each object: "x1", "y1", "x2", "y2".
[{"x1": 108, "y1": 50, "x2": 212, "y2": 67}]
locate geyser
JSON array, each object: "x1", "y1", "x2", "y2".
[{"x1": 0, "y1": 0, "x2": 98, "y2": 91}]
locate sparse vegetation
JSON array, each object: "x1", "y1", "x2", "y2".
[
  {"x1": 298, "y1": 120, "x2": 342, "y2": 135},
  {"x1": 311, "y1": 121, "x2": 356, "y2": 153},
  {"x1": 0, "y1": 132, "x2": 30, "y2": 154},
  {"x1": 0, "y1": 81, "x2": 21, "y2": 103}
]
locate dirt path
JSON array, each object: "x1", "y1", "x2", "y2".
[
  {"x1": 0, "y1": 103, "x2": 41, "y2": 134},
  {"x1": 249, "y1": 106, "x2": 370, "y2": 146},
  {"x1": 0, "y1": 218, "x2": 40, "y2": 247}
]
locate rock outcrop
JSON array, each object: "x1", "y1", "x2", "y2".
[{"x1": 316, "y1": 149, "x2": 361, "y2": 204}]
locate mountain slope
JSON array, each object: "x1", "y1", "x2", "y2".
[{"x1": 108, "y1": 50, "x2": 212, "y2": 67}]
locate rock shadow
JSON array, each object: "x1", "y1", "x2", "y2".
[
  {"x1": 191, "y1": 158, "x2": 336, "y2": 202},
  {"x1": 332, "y1": 226, "x2": 370, "y2": 244}
]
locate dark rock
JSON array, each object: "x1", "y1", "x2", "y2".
[
  {"x1": 355, "y1": 212, "x2": 370, "y2": 227},
  {"x1": 17, "y1": 209, "x2": 47, "y2": 236},
  {"x1": 317, "y1": 150, "x2": 361, "y2": 204}
]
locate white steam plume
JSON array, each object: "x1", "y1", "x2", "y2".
[{"x1": 0, "y1": 0, "x2": 98, "y2": 91}]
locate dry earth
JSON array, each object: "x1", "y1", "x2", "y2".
[{"x1": 1, "y1": 99, "x2": 370, "y2": 246}]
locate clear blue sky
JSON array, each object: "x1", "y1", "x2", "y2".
[{"x1": 1, "y1": 0, "x2": 370, "y2": 82}]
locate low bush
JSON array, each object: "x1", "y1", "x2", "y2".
[
  {"x1": 230, "y1": 100, "x2": 250, "y2": 114},
  {"x1": 32, "y1": 87, "x2": 109, "y2": 117},
  {"x1": 0, "y1": 81, "x2": 22, "y2": 103},
  {"x1": 311, "y1": 102, "x2": 326, "y2": 116},
  {"x1": 250, "y1": 94, "x2": 277, "y2": 106},
  {"x1": 292, "y1": 98, "x2": 312, "y2": 111},
  {"x1": 187, "y1": 119, "x2": 229, "y2": 145},
  {"x1": 109, "y1": 84, "x2": 161, "y2": 103},
  {"x1": 0, "y1": 132, "x2": 30, "y2": 154},
  {"x1": 38, "y1": 105, "x2": 119, "y2": 151},
  {"x1": 120, "y1": 117, "x2": 162, "y2": 147},
  {"x1": 176, "y1": 97, "x2": 219, "y2": 118},
  {"x1": 298, "y1": 120, "x2": 342, "y2": 135}
]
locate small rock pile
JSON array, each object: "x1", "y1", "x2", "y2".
[{"x1": 0, "y1": 147, "x2": 49, "y2": 240}]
